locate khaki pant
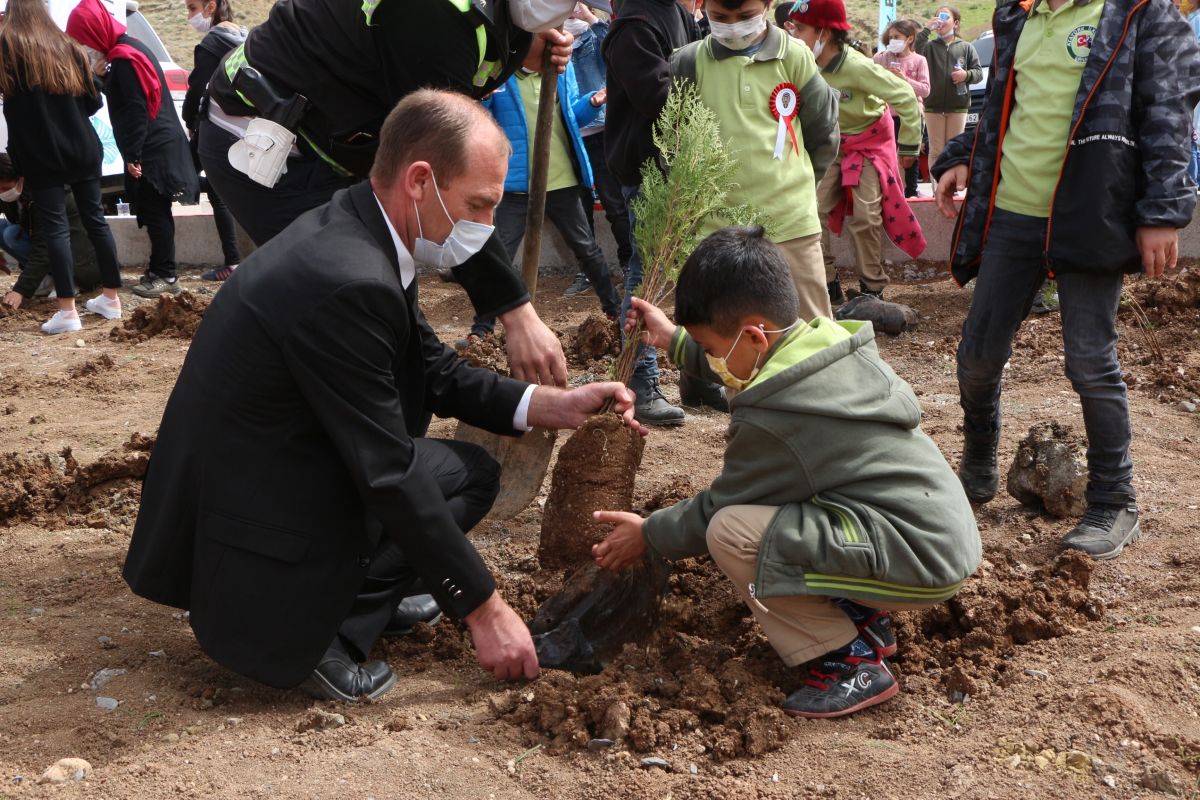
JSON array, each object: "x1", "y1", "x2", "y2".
[
  {"x1": 925, "y1": 111, "x2": 967, "y2": 169},
  {"x1": 817, "y1": 154, "x2": 888, "y2": 293},
  {"x1": 706, "y1": 505, "x2": 939, "y2": 666},
  {"x1": 775, "y1": 233, "x2": 834, "y2": 321}
]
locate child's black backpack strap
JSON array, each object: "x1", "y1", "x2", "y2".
[{"x1": 669, "y1": 41, "x2": 703, "y2": 89}]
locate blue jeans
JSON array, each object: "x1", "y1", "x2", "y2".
[
  {"x1": 620, "y1": 183, "x2": 658, "y2": 385},
  {"x1": 0, "y1": 218, "x2": 31, "y2": 266},
  {"x1": 956, "y1": 208, "x2": 1134, "y2": 506}
]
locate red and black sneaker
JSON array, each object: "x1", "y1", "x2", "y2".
[
  {"x1": 782, "y1": 639, "x2": 898, "y2": 719},
  {"x1": 833, "y1": 599, "x2": 896, "y2": 657}
]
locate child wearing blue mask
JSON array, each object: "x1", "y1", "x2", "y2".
[{"x1": 593, "y1": 225, "x2": 980, "y2": 718}]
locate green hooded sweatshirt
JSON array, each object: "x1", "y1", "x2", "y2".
[{"x1": 643, "y1": 318, "x2": 981, "y2": 605}]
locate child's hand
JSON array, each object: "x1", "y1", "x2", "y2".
[
  {"x1": 935, "y1": 164, "x2": 968, "y2": 219},
  {"x1": 1135, "y1": 226, "x2": 1179, "y2": 279},
  {"x1": 625, "y1": 296, "x2": 677, "y2": 349},
  {"x1": 592, "y1": 511, "x2": 647, "y2": 571}
]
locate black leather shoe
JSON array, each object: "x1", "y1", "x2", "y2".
[
  {"x1": 679, "y1": 372, "x2": 729, "y2": 412},
  {"x1": 631, "y1": 378, "x2": 685, "y2": 427},
  {"x1": 382, "y1": 593, "x2": 443, "y2": 637},
  {"x1": 858, "y1": 281, "x2": 884, "y2": 300},
  {"x1": 958, "y1": 426, "x2": 1001, "y2": 504},
  {"x1": 303, "y1": 644, "x2": 396, "y2": 702},
  {"x1": 827, "y1": 280, "x2": 845, "y2": 305}
]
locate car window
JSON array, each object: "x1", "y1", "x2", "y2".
[
  {"x1": 973, "y1": 35, "x2": 994, "y2": 67},
  {"x1": 125, "y1": 11, "x2": 171, "y2": 62}
]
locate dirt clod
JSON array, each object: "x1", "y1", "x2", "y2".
[
  {"x1": 1006, "y1": 421, "x2": 1088, "y2": 518},
  {"x1": 570, "y1": 314, "x2": 620, "y2": 366},
  {"x1": 68, "y1": 354, "x2": 115, "y2": 378},
  {"x1": 111, "y1": 292, "x2": 208, "y2": 342},
  {"x1": 455, "y1": 331, "x2": 507, "y2": 373}
]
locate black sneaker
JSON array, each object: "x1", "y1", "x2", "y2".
[
  {"x1": 132, "y1": 275, "x2": 181, "y2": 298},
  {"x1": 858, "y1": 281, "x2": 884, "y2": 300},
  {"x1": 783, "y1": 639, "x2": 898, "y2": 719},
  {"x1": 679, "y1": 371, "x2": 729, "y2": 412},
  {"x1": 632, "y1": 378, "x2": 685, "y2": 427},
  {"x1": 1061, "y1": 503, "x2": 1140, "y2": 561},
  {"x1": 827, "y1": 280, "x2": 845, "y2": 305},
  {"x1": 833, "y1": 599, "x2": 896, "y2": 657},
  {"x1": 564, "y1": 273, "x2": 593, "y2": 297}
]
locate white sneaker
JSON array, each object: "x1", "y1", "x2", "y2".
[
  {"x1": 85, "y1": 294, "x2": 122, "y2": 320},
  {"x1": 41, "y1": 310, "x2": 82, "y2": 335}
]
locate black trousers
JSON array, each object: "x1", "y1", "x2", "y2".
[
  {"x1": 579, "y1": 130, "x2": 631, "y2": 271},
  {"x1": 337, "y1": 438, "x2": 500, "y2": 662},
  {"x1": 472, "y1": 186, "x2": 621, "y2": 333},
  {"x1": 133, "y1": 178, "x2": 178, "y2": 280},
  {"x1": 204, "y1": 178, "x2": 242, "y2": 267},
  {"x1": 28, "y1": 179, "x2": 122, "y2": 298}
]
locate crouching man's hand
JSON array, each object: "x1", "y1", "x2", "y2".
[
  {"x1": 527, "y1": 382, "x2": 649, "y2": 435},
  {"x1": 465, "y1": 591, "x2": 539, "y2": 681},
  {"x1": 592, "y1": 510, "x2": 648, "y2": 571}
]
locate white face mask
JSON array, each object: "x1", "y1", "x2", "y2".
[
  {"x1": 704, "y1": 320, "x2": 800, "y2": 391},
  {"x1": 886, "y1": 38, "x2": 906, "y2": 53},
  {"x1": 508, "y1": 0, "x2": 576, "y2": 32},
  {"x1": 709, "y1": 13, "x2": 767, "y2": 50},
  {"x1": 188, "y1": 11, "x2": 212, "y2": 32},
  {"x1": 0, "y1": 183, "x2": 21, "y2": 203},
  {"x1": 810, "y1": 34, "x2": 826, "y2": 59},
  {"x1": 412, "y1": 172, "x2": 495, "y2": 269},
  {"x1": 563, "y1": 17, "x2": 589, "y2": 37}
]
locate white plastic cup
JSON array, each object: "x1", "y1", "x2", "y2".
[{"x1": 116, "y1": 200, "x2": 130, "y2": 217}]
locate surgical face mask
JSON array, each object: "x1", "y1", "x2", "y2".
[
  {"x1": 188, "y1": 11, "x2": 212, "y2": 32},
  {"x1": 563, "y1": 17, "x2": 589, "y2": 37},
  {"x1": 810, "y1": 34, "x2": 826, "y2": 59},
  {"x1": 0, "y1": 183, "x2": 21, "y2": 202},
  {"x1": 508, "y1": 0, "x2": 576, "y2": 32},
  {"x1": 708, "y1": 13, "x2": 767, "y2": 51},
  {"x1": 412, "y1": 172, "x2": 495, "y2": 268},
  {"x1": 82, "y1": 45, "x2": 105, "y2": 67},
  {"x1": 886, "y1": 37, "x2": 906, "y2": 53},
  {"x1": 704, "y1": 320, "x2": 800, "y2": 391}
]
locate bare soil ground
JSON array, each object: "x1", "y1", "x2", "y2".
[{"x1": 2, "y1": 261, "x2": 1199, "y2": 799}]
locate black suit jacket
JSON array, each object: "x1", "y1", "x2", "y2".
[{"x1": 123, "y1": 182, "x2": 528, "y2": 688}]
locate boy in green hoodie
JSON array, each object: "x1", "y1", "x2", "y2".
[{"x1": 593, "y1": 225, "x2": 980, "y2": 718}]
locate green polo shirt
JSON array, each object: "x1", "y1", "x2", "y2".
[
  {"x1": 690, "y1": 26, "x2": 825, "y2": 241},
  {"x1": 515, "y1": 70, "x2": 577, "y2": 192},
  {"x1": 995, "y1": 0, "x2": 1105, "y2": 217},
  {"x1": 822, "y1": 46, "x2": 922, "y2": 156}
]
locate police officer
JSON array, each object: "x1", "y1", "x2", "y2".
[{"x1": 198, "y1": 0, "x2": 586, "y2": 386}]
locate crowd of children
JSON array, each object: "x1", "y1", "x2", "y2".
[{"x1": 2, "y1": 0, "x2": 1198, "y2": 720}]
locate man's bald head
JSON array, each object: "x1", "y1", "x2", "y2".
[{"x1": 370, "y1": 89, "x2": 509, "y2": 189}]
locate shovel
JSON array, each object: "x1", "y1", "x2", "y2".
[{"x1": 454, "y1": 36, "x2": 562, "y2": 521}]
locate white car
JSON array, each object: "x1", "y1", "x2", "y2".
[
  {"x1": 965, "y1": 30, "x2": 993, "y2": 131},
  {"x1": 0, "y1": 0, "x2": 187, "y2": 194}
]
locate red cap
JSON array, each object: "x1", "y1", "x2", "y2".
[{"x1": 788, "y1": 0, "x2": 850, "y2": 30}]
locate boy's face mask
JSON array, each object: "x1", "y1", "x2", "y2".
[
  {"x1": 704, "y1": 320, "x2": 800, "y2": 391},
  {"x1": 0, "y1": 179, "x2": 22, "y2": 202},
  {"x1": 709, "y1": 12, "x2": 767, "y2": 51}
]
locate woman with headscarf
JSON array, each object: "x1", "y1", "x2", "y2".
[
  {"x1": 0, "y1": 0, "x2": 124, "y2": 334},
  {"x1": 68, "y1": 0, "x2": 198, "y2": 300}
]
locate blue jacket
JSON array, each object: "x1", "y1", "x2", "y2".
[
  {"x1": 571, "y1": 21, "x2": 609, "y2": 130},
  {"x1": 483, "y1": 64, "x2": 600, "y2": 192}
]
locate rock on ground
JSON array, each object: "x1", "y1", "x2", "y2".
[
  {"x1": 39, "y1": 758, "x2": 92, "y2": 784},
  {"x1": 1006, "y1": 421, "x2": 1088, "y2": 518}
]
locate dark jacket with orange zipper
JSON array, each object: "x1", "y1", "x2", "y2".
[{"x1": 931, "y1": 0, "x2": 1200, "y2": 286}]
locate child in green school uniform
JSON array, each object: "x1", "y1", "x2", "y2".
[
  {"x1": 670, "y1": 0, "x2": 841, "y2": 323},
  {"x1": 593, "y1": 225, "x2": 980, "y2": 718},
  {"x1": 787, "y1": 0, "x2": 925, "y2": 303}
]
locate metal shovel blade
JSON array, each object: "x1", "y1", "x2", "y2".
[{"x1": 454, "y1": 422, "x2": 557, "y2": 520}]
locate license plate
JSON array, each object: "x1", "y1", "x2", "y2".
[{"x1": 966, "y1": 113, "x2": 979, "y2": 125}]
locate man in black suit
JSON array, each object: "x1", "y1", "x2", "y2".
[{"x1": 124, "y1": 89, "x2": 643, "y2": 700}]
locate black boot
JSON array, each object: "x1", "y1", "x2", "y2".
[
  {"x1": 958, "y1": 424, "x2": 1000, "y2": 504},
  {"x1": 382, "y1": 594, "x2": 443, "y2": 637},
  {"x1": 827, "y1": 280, "x2": 844, "y2": 305},
  {"x1": 679, "y1": 371, "x2": 729, "y2": 412}
]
